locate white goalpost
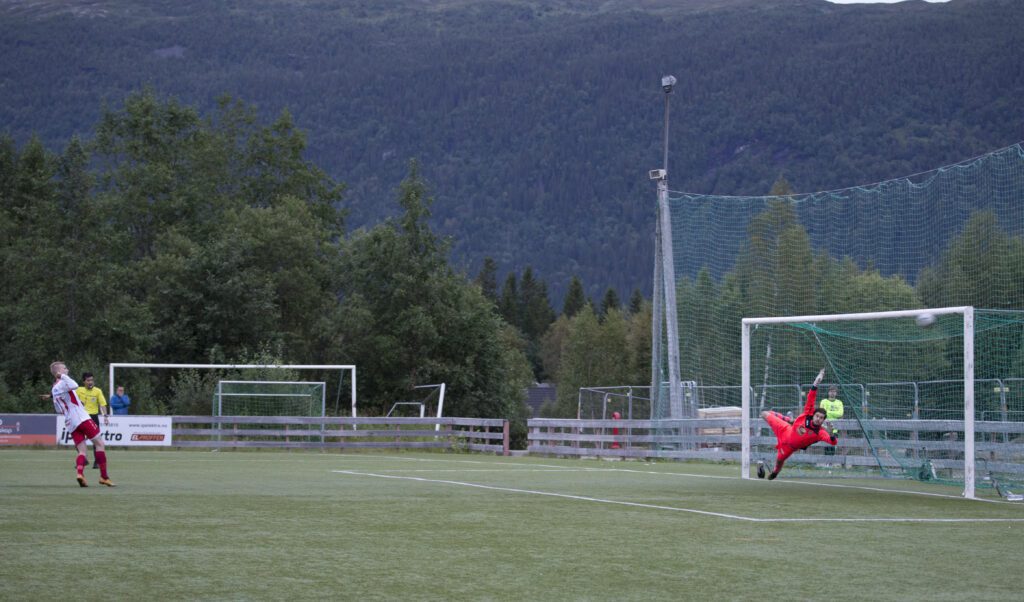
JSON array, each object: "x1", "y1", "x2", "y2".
[
  {"x1": 741, "y1": 307, "x2": 977, "y2": 498},
  {"x1": 109, "y1": 363, "x2": 358, "y2": 417},
  {"x1": 386, "y1": 383, "x2": 446, "y2": 431}
]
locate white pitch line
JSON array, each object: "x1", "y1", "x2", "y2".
[
  {"x1": 334, "y1": 455, "x2": 519, "y2": 465},
  {"x1": 767, "y1": 477, "x2": 1008, "y2": 502},
  {"x1": 332, "y1": 470, "x2": 1024, "y2": 523},
  {"x1": 577, "y1": 467, "x2": 1023, "y2": 505},
  {"x1": 334, "y1": 469, "x2": 756, "y2": 521},
  {"x1": 323, "y1": 458, "x2": 593, "y2": 473},
  {"x1": 579, "y1": 467, "x2": 737, "y2": 480},
  {"x1": 11, "y1": 450, "x2": 1017, "y2": 505},
  {"x1": 328, "y1": 457, "x2": 1024, "y2": 504},
  {"x1": 355, "y1": 469, "x2": 584, "y2": 473}
]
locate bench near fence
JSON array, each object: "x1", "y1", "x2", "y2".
[
  {"x1": 527, "y1": 418, "x2": 1024, "y2": 475},
  {"x1": 174, "y1": 416, "x2": 509, "y2": 454}
]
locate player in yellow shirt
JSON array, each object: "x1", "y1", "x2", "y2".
[{"x1": 75, "y1": 372, "x2": 109, "y2": 468}]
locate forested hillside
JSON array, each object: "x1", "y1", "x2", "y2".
[{"x1": 2, "y1": 0, "x2": 1023, "y2": 302}]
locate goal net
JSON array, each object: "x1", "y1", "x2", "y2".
[
  {"x1": 215, "y1": 380, "x2": 326, "y2": 417},
  {"x1": 740, "y1": 307, "x2": 1024, "y2": 498}
]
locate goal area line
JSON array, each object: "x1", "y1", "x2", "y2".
[{"x1": 331, "y1": 469, "x2": 1024, "y2": 522}]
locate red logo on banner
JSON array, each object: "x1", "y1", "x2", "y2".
[{"x1": 131, "y1": 434, "x2": 166, "y2": 442}]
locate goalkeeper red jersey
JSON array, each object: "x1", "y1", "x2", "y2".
[{"x1": 774, "y1": 387, "x2": 836, "y2": 453}]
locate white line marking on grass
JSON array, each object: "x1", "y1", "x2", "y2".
[
  {"x1": 580, "y1": 467, "x2": 737, "y2": 480},
  {"x1": 525, "y1": 465, "x2": 1024, "y2": 506},
  {"x1": 768, "y1": 478, "x2": 1016, "y2": 503},
  {"x1": 330, "y1": 455, "x2": 605, "y2": 472},
  {"x1": 333, "y1": 470, "x2": 757, "y2": 521},
  {"x1": 337, "y1": 455, "x2": 506, "y2": 464},
  {"x1": 361, "y1": 469, "x2": 584, "y2": 473},
  {"x1": 328, "y1": 457, "x2": 1024, "y2": 505},
  {"x1": 332, "y1": 470, "x2": 1024, "y2": 523}
]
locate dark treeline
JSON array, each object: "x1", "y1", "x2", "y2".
[
  {"x1": 2, "y1": 92, "x2": 1021, "y2": 433},
  {"x1": 2, "y1": 0, "x2": 1023, "y2": 303},
  {"x1": 0, "y1": 93, "x2": 539, "y2": 441}
]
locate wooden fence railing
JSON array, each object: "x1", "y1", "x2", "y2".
[
  {"x1": 527, "y1": 418, "x2": 1024, "y2": 475},
  {"x1": 173, "y1": 416, "x2": 509, "y2": 454}
]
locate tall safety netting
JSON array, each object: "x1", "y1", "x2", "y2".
[{"x1": 650, "y1": 143, "x2": 1024, "y2": 491}]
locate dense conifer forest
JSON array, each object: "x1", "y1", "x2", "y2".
[
  {"x1": 3, "y1": 0, "x2": 1022, "y2": 301},
  {"x1": 3, "y1": 1, "x2": 1023, "y2": 429}
]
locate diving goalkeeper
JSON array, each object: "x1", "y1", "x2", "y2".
[{"x1": 758, "y1": 368, "x2": 838, "y2": 480}]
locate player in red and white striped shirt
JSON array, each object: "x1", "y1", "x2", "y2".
[{"x1": 50, "y1": 361, "x2": 114, "y2": 487}]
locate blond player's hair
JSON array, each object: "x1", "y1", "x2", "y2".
[{"x1": 49, "y1": 361, "x2": 65, "y2": 377}]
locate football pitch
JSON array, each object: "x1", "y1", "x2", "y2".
[{"x1": 2, "y1": 450, "x2": 1023, "y2": 601}]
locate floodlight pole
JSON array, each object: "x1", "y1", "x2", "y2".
[
  {"x1": 662, "y1": 78, "x2": 672, "y2": 174},
  {"x1": 652, "y1": 75, "x2": 684, "y2": 419}
]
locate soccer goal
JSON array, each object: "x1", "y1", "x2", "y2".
[
  {"x1": 385, "y1": 383, "x2": 446, "y2": 430},
  {"x1": 215, "y1": 380, "x2": 326, "y2": 417},
  {"x1": 108, "y1": 363, "x2": 357, "y2": 417},
  {"x1": 741, "y1": 307, "x2": 1024, "y2": 499}
]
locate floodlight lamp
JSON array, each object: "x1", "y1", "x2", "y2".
[{"x1": 661, "y1": 75, "x2": 677, "y2": 94}]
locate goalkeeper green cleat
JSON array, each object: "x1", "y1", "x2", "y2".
[
  {"x1": 768, "y1": 471, "x2": 779, "y2": 481},
  {"x1": 99, "y1": 477, "x2": 115, "y2": 487}
]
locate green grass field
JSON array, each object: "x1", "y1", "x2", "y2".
[{"x1": 2, "y1": 449, "x2": 1023, "y2": 601}]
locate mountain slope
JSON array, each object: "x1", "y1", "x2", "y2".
[{"x1": 2, "y1": 0, "x2": 1022, "y2": 302}]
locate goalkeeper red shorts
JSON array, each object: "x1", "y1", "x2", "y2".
[{"x1": 763, "y1": 411, "x2": 791, "y2": 438}]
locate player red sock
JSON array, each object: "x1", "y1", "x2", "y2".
[
  {"x1": 76, "y1": 454, "x2": 87, "y2": 475},
  {"x1": 96, "y1": 451, "x2": 109, "y2": 479}
]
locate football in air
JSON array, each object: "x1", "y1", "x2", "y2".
[{"x1": 916, "y1": 313, "x2": 937, "y2": 328}]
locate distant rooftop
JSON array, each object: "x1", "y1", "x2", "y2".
[{"x1": 524, "y1": 383, "x2": 556, "y2": 417}]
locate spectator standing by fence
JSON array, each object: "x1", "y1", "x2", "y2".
[{"x1": 110, "y1": 386, "x2": 131, "y2": 415}]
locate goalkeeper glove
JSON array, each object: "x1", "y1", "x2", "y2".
[{"x1": 813, "y1": 368, "x2": 825, "y2": 387}]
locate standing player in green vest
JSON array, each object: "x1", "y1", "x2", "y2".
[{"x1": 819, "y1": 385, "x2": 843, "y2": 456}]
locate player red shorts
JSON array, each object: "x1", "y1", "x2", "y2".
[
  {"x1": 763, "y1": 412, "x2": 798, "y2": 464},
  {"x1": 71, "y1": 419, "x2": 101, "y2": 445}
]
